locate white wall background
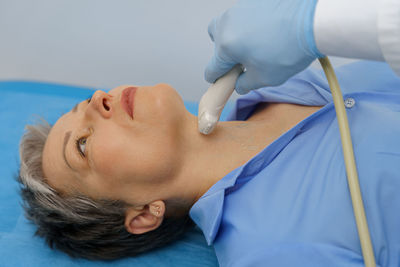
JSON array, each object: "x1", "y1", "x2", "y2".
[{"x1": 0, "y1": 0, "x2": 355, "y2": 101}]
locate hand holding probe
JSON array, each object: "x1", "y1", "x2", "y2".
[{"x1": 198, "y1": 64, "x2": 243, "y2": 135}]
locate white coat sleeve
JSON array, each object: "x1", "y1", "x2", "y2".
[{"x1": 314, "y1": 0, "x2": 400, "y2": 76}]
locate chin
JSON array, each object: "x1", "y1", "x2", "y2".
[{"x1": 152, "y1": 83, "x2": 188, "y2": 118}]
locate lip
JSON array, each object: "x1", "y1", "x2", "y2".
[{"x1": 121, "y1": 87, "x2": 137, "y2": 119}]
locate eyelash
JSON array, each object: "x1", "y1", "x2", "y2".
[
  {"x1": 75, "y1": 137, "x2": 87, "y2": 158},
  {"x1": 75, "y1": 95, "x2": 92, "y2": 158}
]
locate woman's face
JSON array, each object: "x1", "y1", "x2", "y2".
[{"x1": 42, "y1": 84, "x2": 189, "y2": 205}]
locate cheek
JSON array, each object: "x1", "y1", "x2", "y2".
[
  {"x1": 91, "y1": 139, "x2": 122, "y2": 178},
  {"x1": 90, "y1": 127, "x2": 181, "y2": 187}
]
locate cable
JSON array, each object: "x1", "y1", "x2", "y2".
[{"x1": 319, "y1": 57, "x2": 376, "y2": 267}]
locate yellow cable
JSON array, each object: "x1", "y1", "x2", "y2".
[{"x1": 319, "y1": 57, "x2": 376, "y2": 267}]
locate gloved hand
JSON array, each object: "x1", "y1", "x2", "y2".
[{"x1": 205, "y1": 0, "x2": 324, "y2": 95}]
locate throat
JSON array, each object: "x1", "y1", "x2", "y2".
[
  {"x1": 210, "y1": 102, "x2": 323, "y2": 176},
  {"x1": 180, "y1": 103, "x2": 323, "y2": 205}
]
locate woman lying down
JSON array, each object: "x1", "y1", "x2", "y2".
[{"x1": 18, "y1": 64, "x2": 400, "y2": 266}]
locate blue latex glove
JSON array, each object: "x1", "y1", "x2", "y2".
[{"x1": 205, "y1": 0, "x2": 324, "y2": 95}]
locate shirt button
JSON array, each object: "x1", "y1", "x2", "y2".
[{"x1": 344, "y1": 97, "x2": 355, "y2": 108}]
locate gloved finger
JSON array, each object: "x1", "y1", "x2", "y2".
[
  {"x1": 204, "y1": 53, "x2": 236, "y2": 84},
  {"x1": 235, "y1": 69, "x2": 266, "y2": 95},
  {"x1": 207, "y1": 17, "x2": 217, "y2": 42},
  {"x1": 235, "y1": 66, "x2": 291, "y2": 94}
]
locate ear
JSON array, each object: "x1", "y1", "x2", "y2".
[{"x1": 124, "y1": 200, "x2": 165, "y2": 235}]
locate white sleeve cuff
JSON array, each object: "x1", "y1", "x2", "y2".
[
  {"x1": 314, "y1": 0, "x2": 384, "y2": 61},
  {"x1": 378, "y1": 0, "x2": 400, "y2": 76}
]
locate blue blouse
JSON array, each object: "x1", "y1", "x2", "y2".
[{"x1": 190, "y1": 61, "x2": 400, "y2": 267}]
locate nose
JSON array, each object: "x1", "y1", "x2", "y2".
[{"x1": 86, "y1": 90, "x2": 113, "y2": 119}]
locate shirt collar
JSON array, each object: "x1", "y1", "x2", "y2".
[
  {"x1": 227, "y1": 72, "x2": 333, "y2": 121},
  {"x1": 189, "y1": 167, "x2": 243, "y2": 245}
]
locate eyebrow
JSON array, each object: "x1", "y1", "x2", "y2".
[{"x1": 63, "y1": 131, "x2": 75, "y2": 172}]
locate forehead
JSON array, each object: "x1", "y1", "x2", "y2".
[{"x1": 41, "y1": 111, "x2": 76, "y2": 190}]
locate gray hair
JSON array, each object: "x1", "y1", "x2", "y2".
[{"x1": 17, "y1": 120, "x2": 194, "y2": 260}]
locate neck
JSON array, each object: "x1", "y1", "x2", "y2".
[
  {"x1": 180, "y1": 118, "x2": 272, "y2": 201},
  {"x1": 165, "y1": 103, "x2": 322, "y2": 211}
]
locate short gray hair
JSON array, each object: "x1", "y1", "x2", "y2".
[{"x1": 17, "y1": 120, "x2": 194, "y2": 260}]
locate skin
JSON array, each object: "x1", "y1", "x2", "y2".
[{"x1": 42, "y1": 84, "x2": 321, "y2": 235}]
